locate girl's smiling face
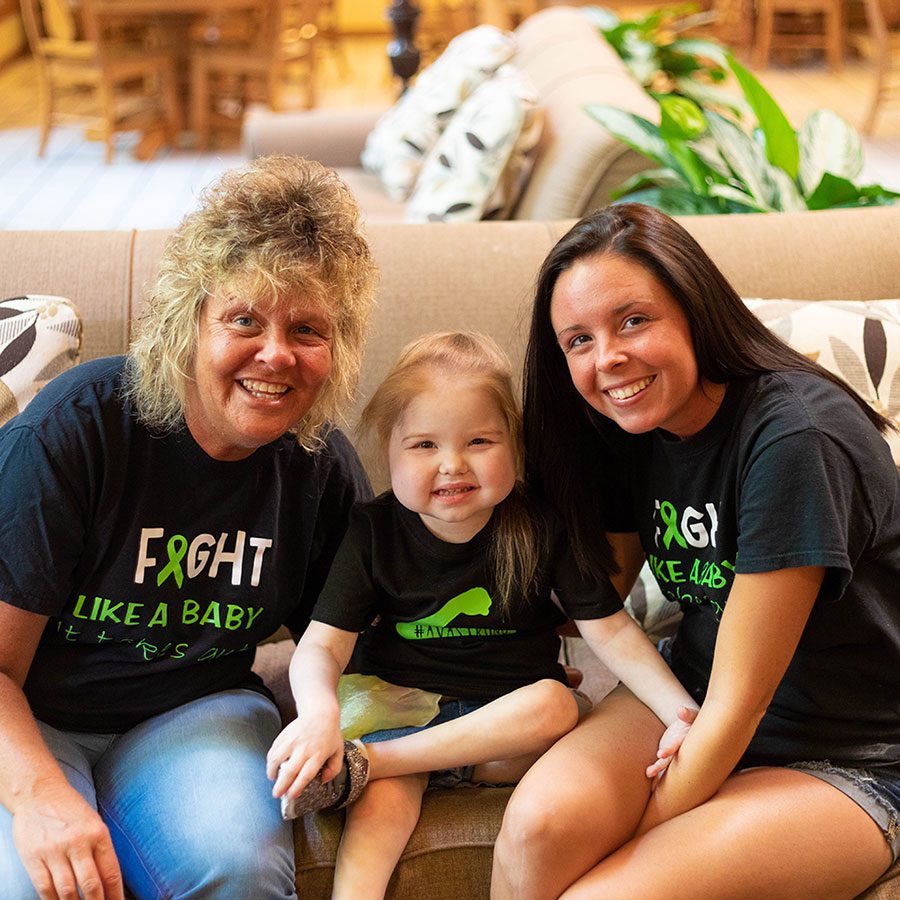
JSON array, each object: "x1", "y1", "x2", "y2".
[
  {"x1": 388, "y1": 378, "x2": 518, "y2": 543},
  {"x1": 550, "y1": 252, "x2": 725, "y2": 438}
]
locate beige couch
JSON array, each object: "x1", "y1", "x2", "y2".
[
  {"x1": 241, "y1": 6, "x2": 655, "y2": 222},
  {"x1": 1, "y1": 207, "x2": 899, "y2": 898}
]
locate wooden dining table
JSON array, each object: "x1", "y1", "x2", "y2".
[{"x1": 92, "y1": 0, "x2": 271, "y2": 143}]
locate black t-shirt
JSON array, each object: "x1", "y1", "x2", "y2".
[
  {"x1": 0, "y1": 357, "x2": 371, "y2": 732},
  {"x1": 312, "y1": 492, "x2": 623, "y2": 699},
  {"x1": 605, "y1": 372, "x2": 900, "y2": 768}
]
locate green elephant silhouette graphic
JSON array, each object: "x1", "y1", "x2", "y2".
[{"x1": 395, "y1": 587, "x2": 493, "y2": 639}]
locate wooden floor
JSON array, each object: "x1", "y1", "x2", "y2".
[{"x1": 0, "y1": 33, "x2": 897, "y2": 230}]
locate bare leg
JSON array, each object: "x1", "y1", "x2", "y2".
[
  {"x1": 472, "y1": 752, "x2": 544, "y2": 785},
  {"x1": 491, "y1": 685, "x2": 664, "y2": 900},
  {"x1": 365, "y1": 679, "x2": 580, "y2": 781},
  {"x1": 332, "y1": 773, "x2": 429, "y2": 900},
  {"x1": 560, "y1": 767, "x2": 892, "y2": 900}
]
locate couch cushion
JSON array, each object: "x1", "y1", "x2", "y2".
[
  {"x1": 745, "y1": 299, "x2": 900, "y2": 464},
  {"x1": 510, "y1": 7, "x2": 657, "y2": 219},
  {"x1": 295, "y1": 785, "x2": 511, "y2": 898},
  {"x1": 361, "y1": 25, "x2": 516, "y2": 201},
  {"x1": 0, "y1": 295, "x2": 82, "y2": 427},
  {"x1": 0, "y1": 232, "x2": 133, "y2": 361},
  {"x1": 406, "y1": 65, "x2": 542, "y2": 222}
]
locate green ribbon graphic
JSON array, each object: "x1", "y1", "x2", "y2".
[
  {"x1": 157, "y1": 534, "x2": 187, "y2": 588},
  {"x1": 660, "y1": 501, "x2": 688, "y2": 550}
]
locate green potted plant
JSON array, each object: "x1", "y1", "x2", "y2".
[{"x1": 587, "y1": 8, "x2": 898, "y2": 214}]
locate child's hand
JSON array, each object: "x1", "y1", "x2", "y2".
[
  {"x1": 646, "y1": 705, "x2": 698, "y2": 782},
  {"x1": 266, "y1": 713, "x2": 345, "y2": 800}
]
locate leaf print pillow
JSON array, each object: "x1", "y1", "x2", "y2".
[
  {"x1": 405, "y1": 64, "x2": 543, "y2": 222},
  {"x1": 361, "y1": 25, "x2": 516, "y2": 201},
  {"x1": 745, "y1": 298, "x2": 900, "y2": 465},
  {"x1": 0, "y1": 295, "x2": 82, "y2": 427}
]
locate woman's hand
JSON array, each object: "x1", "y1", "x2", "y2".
[
  {"x1": 646, "y1": 704, "x2": 698, "y2": 782},
  {"x1": 266, "y1": 710, "x2": 345, "y2": 800},
  {"x1": 12, "y1": 780, "x2": 123, "y2": 900}
]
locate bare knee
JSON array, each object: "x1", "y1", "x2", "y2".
[
  {"x1": 349, "y1": 777, "x2": 423, "y2": 836},
  {"x1": 496, "y1": 774, "x2": 576, "y2": 862},
  {"x1": 521, "y1": 679, "x2": 580, "y2": 745}
]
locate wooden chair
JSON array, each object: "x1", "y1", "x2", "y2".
[
  {"x1": 754, "y1": 0, "x2": 845, "y2": 71},
  {"x1": 19, "y1": 0, "x2": 181, "y2": 162},
  {"x1": 853, "y1": 0, "x2": 900, "y2": 133},
  {"x1": 189, "y1": 0, "x2": 321, "y2": 150}
]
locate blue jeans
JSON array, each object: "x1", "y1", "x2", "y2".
[{"x1": 0, "y1": 689, "x2": 296, "y2": 899}]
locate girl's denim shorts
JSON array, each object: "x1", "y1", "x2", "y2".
[{"x1": 360, "y1": 688, "x2": 591, "y2": 789}]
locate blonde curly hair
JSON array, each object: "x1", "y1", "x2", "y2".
[{"x1": 125, "y1": 155, "x2": 378, "y2": 450}]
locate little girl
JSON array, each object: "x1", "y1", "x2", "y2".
[{"x1": 266, "y1": 331, "x2": 698, "y2": 899}]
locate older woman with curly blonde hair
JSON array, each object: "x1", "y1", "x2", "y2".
[{"x1": 0, "y1": 155, "x2": 377, "y2": 900}]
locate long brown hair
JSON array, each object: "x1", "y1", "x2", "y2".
[
  {"x1": 525, "y1": 203, "x2": 892, "y2": 580},
  {"x1": 361, "y1": 331, "x2": 541, "y2": 616}
]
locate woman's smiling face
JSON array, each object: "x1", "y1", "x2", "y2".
[
  {"x1": 550, "y1": 252, "x2": 725, "y2": 438},
  {"x1": 184, "y1": 289, "x2": 333, "y2": 460}
]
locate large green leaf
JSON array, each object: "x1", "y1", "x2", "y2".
[
  {"x1": 611, "y1": 167, "x2": 688, "y2": 200},
  {"x1": 690, "y1": 133, "x2": 732, "y2": 178},
  {"x1": 764, "y1": 166, "x2": 808, "y2": 211},
  {"x1": 705, "y1": 111, "x2": 774, "y2": 208},
  {"x1": 584, "y1": 105, "x2": 673, "y2": 167},
  {"x1": 708, "y1": 183, "x2": 767, "y2": 211},
  {"x1": 659, "y1": 94, "x2": 707, "y2": 140},
  {"x1": 798, "y1": 109, "x2": 864, "y2": 196},
  {"x1": 674, "y1": 77, "x2": 748, "y2": 117},
  {"x1": 726, "y1": 55, "x2": 799, "y2": 179},
  {"x1": 669, "y1": 38, "x2": 730, "y2": 66},
  {"x1": 616, "y1": 186, "x2": 725, "y2": 215},
  {"x1": 807, "y1": 173, "x2": 900, "y2": 209}
]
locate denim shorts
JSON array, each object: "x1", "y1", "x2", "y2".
[
  {"x1": 360, "y1": 689, "x2": 592, "y2": 789},
  {"x1": 786, "y1": 760, "x2": 900, "y2": 863}
]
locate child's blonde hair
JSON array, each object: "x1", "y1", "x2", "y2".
[{"x1": 360, "y1": 331, "x2": 540, "y2": 615}]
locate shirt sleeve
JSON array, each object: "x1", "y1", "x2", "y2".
[
  {"x1": 284, "y1": 429, "x2": 373, "y2": 634},
  {"x1": 0, "y1": 421, "x2": 91, "y2": 615},
  {"x1": 307, "y1": 504, "x2": 381, "y2": 633},
  {"x1": 735, "y1": 427, "x2": 864, "y2": 582},
  {"x1": 548, "y1": 518, "x2": 625, "y2": 620}
]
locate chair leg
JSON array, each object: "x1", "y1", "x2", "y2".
[
  {"x1": 862, "y1": 66, "x2": 886, "y2": 134},
  {"x1": 190, "y1": 53, "x2": 211, "y2": 150},
  {"x1": 97, "y1": 79, "x2": 116, "y2": 163},
  {"x1": 825, "y1": 2, "x2": 844, "y2": 72},
  {"x1": 160, "y1": 59, "x2": 183, "y2": 145},
  {"x1": 36, "y1": 67, "x2": 52, "y2": 156},
  {"x1": 754, "y1": 0, "x2": 775, "y2": 68}
]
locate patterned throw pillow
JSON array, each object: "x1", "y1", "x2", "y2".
[
  {"x1": 625, "y1": 563, "x2": 682, "y2": 642},
  {"x1": 745, "y1": 298, "x2": 900, "y2": 464},
  {"x1": 0, "y1": 295, "x2": 82, "y2": 427},
  {"x1": 405, "y1": 64, "x2": 542, "y2": 222},
  {"x1": 361, "y1": 25, "x2": 516, "y2": 201}
]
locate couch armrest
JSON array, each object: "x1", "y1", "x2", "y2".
[{"x1": 242, "y1": 105, "x2": 384, "y2": 167}]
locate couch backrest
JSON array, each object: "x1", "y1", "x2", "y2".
[
  {"x1": 2, "y1": 207, "x2": 899, "y2": 477},
  {"x1": 511, "y1": 7, "x2": 657, "y2": 220}
]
